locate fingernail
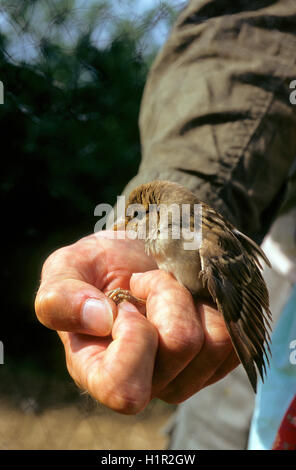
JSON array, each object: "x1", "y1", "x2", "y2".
[
  {"x1": 131, "y1": 272, "x2": 144, "y2": 280},
  {"x1": 82, "y1": 298, "x2": 114, "y2": 336}
]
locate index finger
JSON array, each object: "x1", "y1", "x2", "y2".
[{"x1": 130, "y1": 270, "x2": 204, "y2": 395}]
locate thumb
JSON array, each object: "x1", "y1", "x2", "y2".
[{"x1": 35, "y1": 278, "x2": 117, "y2": 336}]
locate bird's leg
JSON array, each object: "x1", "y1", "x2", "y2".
[{"x1": 106, "y1": 287, "x2": 146, "y2": 306}]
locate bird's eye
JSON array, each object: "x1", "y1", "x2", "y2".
[
  {"x1": 138, "y1": 211, "x2": 146, "y2": 220},
  {"x1": 131, "y1": 210, "x2": 146, "y2": 220},
  {"x1": 126, "y1": 203, "x2": 147, "y2": 221}
]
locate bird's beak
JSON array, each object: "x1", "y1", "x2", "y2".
[
  {"x1": 112, "y1": 217, "x2": 140, "y2": 238},
  {"x1": 112, "y1": 218, "x2": 127, "y2": 231}
]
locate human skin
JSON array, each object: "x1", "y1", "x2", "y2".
[{"x1": 35, "y1": 230, "x2": 239, "y2": 414}]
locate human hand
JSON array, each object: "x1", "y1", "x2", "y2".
[
  {"x1": 35, "y1": 231, "x2": 239, "y2": 414},
  {"x1": 130, "y1": 271, "x2": 240, "y2": 403}
]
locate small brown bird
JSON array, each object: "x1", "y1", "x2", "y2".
[{"x1": 107, "y1": 180, "x2": 272, "y2": 392}]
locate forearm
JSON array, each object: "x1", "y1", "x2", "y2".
[{"x1": 122, "y1": 0, "x2": 296, "y2": 242}]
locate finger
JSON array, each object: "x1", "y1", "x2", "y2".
[
  {"x1": 35, "y1": 232, "x2": 156, "y2": 336},
  {"x1": 94, "y1": 231, "x2": 157, "y2": 289},
  {"x1": 156, "y1": 303, "x2": 236, "y2": 403},
  {"x1": 130, "y1": 270, "x2": 204, "y2": 395},
  {"x1": 35, "y1": 236, "x2": 117, "y2": 336},
  {"x1": 59, "y1": 301, "x2": 158, "y2": 414},
  {"x1": 203, "y1": 350, "x2": 239, "y2": 387}
]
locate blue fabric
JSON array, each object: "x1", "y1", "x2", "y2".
[{"x1": 248, "y1": 285, "x2": 296, "y2": 450}]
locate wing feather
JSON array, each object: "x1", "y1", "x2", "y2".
[{"x1": 199, "y1": 208, "x2": 271, "y2": 393}]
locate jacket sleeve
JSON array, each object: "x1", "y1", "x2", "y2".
[{"x1": 120, "y1": 0, "x2": 296, "y2": 243}]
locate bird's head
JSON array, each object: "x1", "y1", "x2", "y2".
[{"x1": 113, "y1": 181, "x2": 201, "y2": 254}]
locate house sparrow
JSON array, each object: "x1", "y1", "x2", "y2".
[{"x1": 107, "y1": 180, "x2": 272, "y2": 392}]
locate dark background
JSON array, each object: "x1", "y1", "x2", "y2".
[
  {"x1": 0, "y1": 1, "x2": 182, "y2": 396},
  {"x1": 0, "y1": 1, "x2": 181, "y2": 450}
]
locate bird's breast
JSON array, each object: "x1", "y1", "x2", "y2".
[{"x1": 151, "y1": 239, "x2": 204, "y2": 295}]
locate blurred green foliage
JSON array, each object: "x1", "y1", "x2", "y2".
[{"x1": 0, "y1": 0, "x2": 182, "y2": 375}]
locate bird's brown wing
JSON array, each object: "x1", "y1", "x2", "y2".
[
  {"x1": 199, "y1": 211, "x2": 271, "y2": 393},
  {"x1": 231, "y1": 228, "x2": 271, "y2": 269}
]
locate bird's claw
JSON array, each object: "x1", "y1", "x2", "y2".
[{"x1": 106, "y1": 288, "x2": 146, "y2": 306}]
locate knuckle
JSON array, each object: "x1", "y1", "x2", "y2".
[
  {"x1": 92, "y1": 365, "x2": 151, "y2": 415},
  {"x1": 107, "y1": 394, "x2": 148, "y2": 415},
  {"x1": 162, "y1": 323, "x2": 201, "y2": 358},
  {"x1": 96, "y1": 382, "x2": 150, "y2": 415},
  {"x1": 34, "y1": 288, "x2": 59, "y2": 326},
  {"x1": 42, "y1": 245, "x2": 71, "y2": 269},
  {"x1": 42, "y1": 239, "x2": 87, "y2": 273}
]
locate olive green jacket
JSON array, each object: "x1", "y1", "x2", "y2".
[{"x1": 121, "y1": 0, "x2": 296, "y2": 243}]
